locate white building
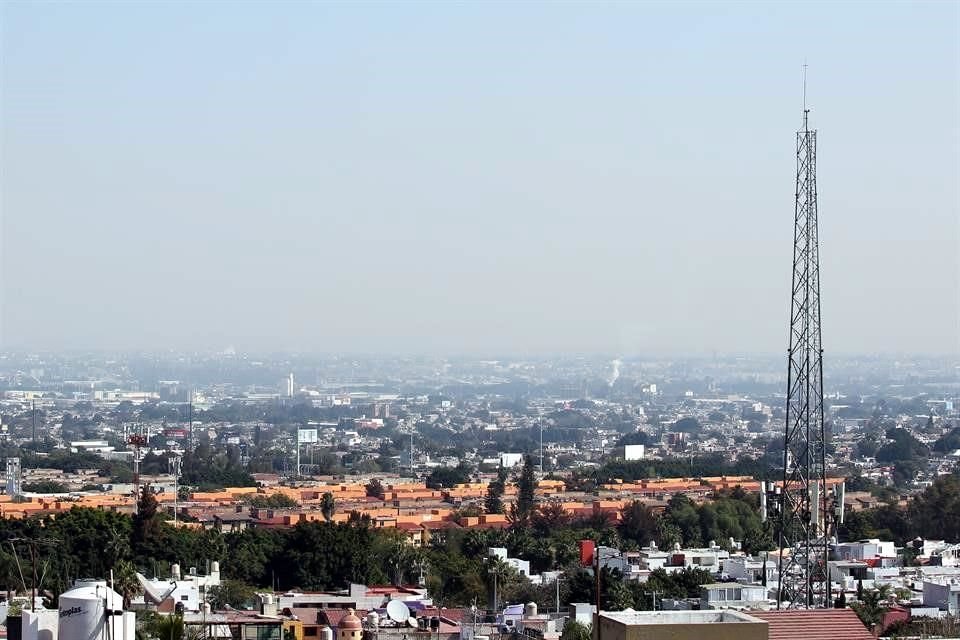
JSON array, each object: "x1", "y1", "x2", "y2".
[
  {"x1": 499, "y1": 453, "x2": 524, "y2": 468},
  {"x1": 724, "y1": 556, "x2": 776, "y2": 585},
  {"x1": 923, "y1": 579, "x2": 960, "y2": 614},
  {"x1": 623, "y1": 444, "x2": 645, "y2": 460},
  {"x1": 700, "y1": 583, "x2": 770, "y2": 609},
  {"x1": 833, "y1": 539, "x2": 897, "y2": 561}
]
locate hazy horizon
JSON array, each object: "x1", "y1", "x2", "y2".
[{"x1": 2, "y1": 1, "x2": 958, "y2": 355}]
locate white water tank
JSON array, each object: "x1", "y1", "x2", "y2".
[
  {"x1": 320, "y1": 627, "x2": 334, "y2": 640},
  {"x1": 210, "y1": 561, "x2": 220, "y2": 574},
  {"x1": 58, "y1": 581, "x2": 123, "y2": 640},
  {"x1": 172, "y1": 564, "x2": 182, "y2": 580},
  {"x1": 524, "y1": 602, "x2": 537, "y2": 617},
  {"x1": 366, "y1": 612, "x2": 379, "y2": 627}
]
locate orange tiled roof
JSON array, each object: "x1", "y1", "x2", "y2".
[{"x1": 750, "y1": 608, "x2": 873, "y2": 640}]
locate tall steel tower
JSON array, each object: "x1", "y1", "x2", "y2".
[{"x1": 775, "y1": 93, "x2": 829, "y2": 608}]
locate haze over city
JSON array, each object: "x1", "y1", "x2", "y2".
[
  {"x1": 1, "y1": 3, "x2": 960, "y2": 637},
  {"x1": 2, "y1": 1, "x2": 958, "y2": 355}
]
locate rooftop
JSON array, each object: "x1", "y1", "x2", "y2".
[
  {"x1": 600, "y1": 610, "x2": 763, "y2": 626},
  {"x1": 750, "y1": 609, "x2": 874, "y2": 640}
]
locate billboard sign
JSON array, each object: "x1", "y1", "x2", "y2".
[{"x1": 297, "y1": 428, "x2": 318, "y2": 443}]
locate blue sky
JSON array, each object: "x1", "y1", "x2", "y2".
[{"x1": 1, "y1": 1, "x2": 957, "y2": 355}]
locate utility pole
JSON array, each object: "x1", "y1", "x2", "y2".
[
  {"x1": 129, "y1": 426, "x2": 147, "y2": 514},
  {"x1": 554, "y1": 573, "x2": 561, "y2": 615},
  {"x1": 594, "y1": 546, "x2": 602, "y2": 640},
  {"x1": 538, "y1": 415, "x2": 544, "y2": 473},
  {"x1": 776, "y1": 66, "x2": 830, "y2": 609},
  {"x1": 171, "y1": 455, "x2": 182, "y2": 525}
]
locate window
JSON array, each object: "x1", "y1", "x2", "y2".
[
  {"x1": 181, "y1": 596, "x2": 190, "y2": 601},
  {"x1": 304, "y1": 629, "x2": 318, "y2": 637}
]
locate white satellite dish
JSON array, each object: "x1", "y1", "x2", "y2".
[{"x1": 386, "y1": 600, "x2": 411, "y2": 624}]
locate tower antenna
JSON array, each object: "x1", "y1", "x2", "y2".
[{"x1": 771, "y1": 67, "x2": 833, "y2": 609}]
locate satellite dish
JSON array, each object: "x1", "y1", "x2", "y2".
[{"x1": 387, "y1": 600, "x2": 411, "y2": 624}]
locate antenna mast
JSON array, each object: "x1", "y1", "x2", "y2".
[{"x1": 775, "y1": 66, "x2": 830, "y2": 608}]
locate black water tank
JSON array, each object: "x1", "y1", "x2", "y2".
[{"x1": 7, "y1": 615, "x2": 22, "y2": 640}]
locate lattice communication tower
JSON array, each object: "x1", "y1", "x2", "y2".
[{"x1": 773, "y1": 103, "x2": 831, "y2": 609}]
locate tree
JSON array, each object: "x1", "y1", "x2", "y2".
[
  {"x1": 320, "y1": 493, "x2": 336, "y2": 522},
  {"x1": 485, "y1": 467, "x2": 507, "y2": 514},
  {"x1": 532, "y1": 502, "x2": 572, "y2": 537},
  {"x1": 851, "y1": 584, "x2": 891, "y2": 630},
  {"x1": 615, "y1": 432, "x2": 651, "y2": 448},
  {"x1": 207, "y1": 579, "x2": 256, "y2": 609},
  {"x1": 933, "y1": 427, "x2": 960, "y2": 453},
  {"x1": 246, "y1": 494, "x2": 298, "y2": 509},
  {"x1": 514, "y1": 455, "x2": 537, "y2": 525},
  {"x1": 619, "y1": 501, "x2": 658, "y2": 547},
  {"x1": 112, "y1": 559, "x2": 141, "y2": 608},
  {"x1": 365, "y1": 479, "x2": 384, "y2": 499},
  {"x1": 673, "y1": 417, "x2": 701, "y2": 433},
  {"x1": 22, "y1": 480, "x2": 70, "y2": 493},
  {"x1": 426, "y1": 463, "x2": 473, "y2": 489},
  {"x1": 560, "y1": 620, "x2": 591, "y2": 640},
  {"x1": 875, "y1": 428, "x2": 928, "y2": 465},
  {"x1": 132, "y1": 485, "x2": 163, "y2": 561},
  {"x1": 147, "y1": 613, "x2": 184, "y2": 640}
]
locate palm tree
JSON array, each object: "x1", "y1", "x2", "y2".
[
  {"x1": 111, "y1": 559, "x2": 141, "y2": 609},
  {"x1": 851, "y1": 584, "x2": 891, "y2": 630}
]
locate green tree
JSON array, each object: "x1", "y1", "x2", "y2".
[
  {"x1": 207, "y1": 579, "x2": 256, "y2": 609},
  {"x1": 320, "y1": 493, "x2": 336, "y2": 522},
  {"x1": 246, "y1": 494, "x2": 299, "y2": 509},
  {"x1": 22, "y1": 480, "x2": 70, "y2": 493},
  {"x1": 150, "y1": 613, "x2": 184, "y2": 640},
  {"x1": 532, "y1": 502, "x2": 572, "y2": 538},
  {"x1": 619, "y1": 501, "x2": 658, "y2": 547},
  {"x1": 132, "y1": 485, "x2": 164, "y2": 562},
  {"x1": 366, "y1": 479, "x2": 385, "y2": 499},
  {"x1": 933, "y1": 427, "x2": 960, "y2": 453},
  {"x1": 514, "y1": 455, "x2": 537, "y2": 526},
  {"x1": 485, "y1": 467, "x2": 507, "y2": 514},
  {"x1": 426, "y1": 463, "x2": 473, "y2": 489},
  {"x1": 560, "y1": 620, "x2": 591, "y2": 640},
  {"x1": 851, "y1": 584, "x2": 891, "y2": 630}
]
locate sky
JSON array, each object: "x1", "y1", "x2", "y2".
[{"x1": 1, "y1": 1, "x2": 958, "y2": 356}]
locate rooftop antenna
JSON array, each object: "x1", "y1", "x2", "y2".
[{"x1": 802, "y1": 61, "x2": 809, "y2": 131}]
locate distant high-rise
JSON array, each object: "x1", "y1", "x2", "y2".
[
  {"x1": 285, "y1": 373, "x2": 295, "y2": 397},
  {"x1": 6, "y1": 457, "x2": 22, "y2": 497}
]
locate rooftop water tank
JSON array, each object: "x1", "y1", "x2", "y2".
[
  {"x1": 319, "y1": 627, "x2": 334, "y2": 640},
  {"x1": 172, "y1": 564, "x2": 182, "y2": 580},
  {"x1": 524, "y1": 602, "x2": 537, "y2": 617},
  {"x1": 58, "y1": 581, "x2": 123, "y2": 640}
]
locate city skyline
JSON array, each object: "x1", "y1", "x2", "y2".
[{"x1": 2, "y1": 2, "x2": 958, "y2": 355}]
